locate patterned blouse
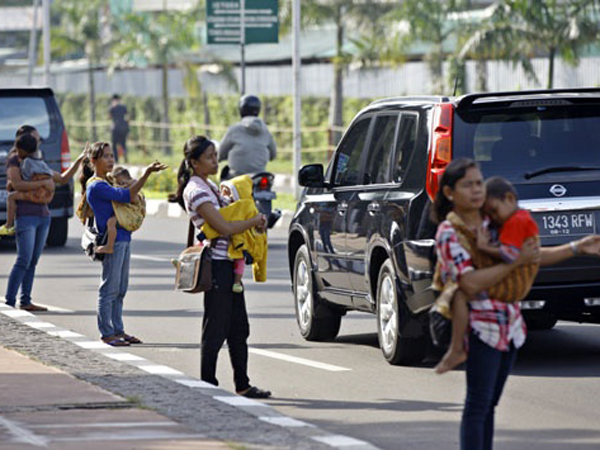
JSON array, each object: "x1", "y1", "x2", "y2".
[
  {"x1": 435, "y1": 217, "x2": 527, "y2": 351},
  {"x1": 183, "y1": 175, "x2": 231, "y2": 260}
]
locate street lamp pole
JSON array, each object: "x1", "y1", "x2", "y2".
[{"x1": 292, "y1": 0, "x2": 301, "y2": 200}]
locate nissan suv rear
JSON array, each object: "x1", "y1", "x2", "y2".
[
  {"x1": 0, "y1": 87, "x2": 73, "y2": 247},
  {"x1": 288, "y1": 87, "x2": 600, "y2": 365}
]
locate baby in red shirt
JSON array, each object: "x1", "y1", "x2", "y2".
[{"x1": 435, "y1": 176, "x2": 539, "y2": 374}]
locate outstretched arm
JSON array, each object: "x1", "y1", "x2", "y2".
[
  {"x1": 127, "y1": 161, "x2": 168, "y2": 201},
  {"x1": 540, "y1": 235, "x2": 600, "y2": 266}
]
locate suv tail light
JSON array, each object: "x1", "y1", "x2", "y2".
[
  {"x1": 60, "y1": 129, "x2": 71, "y2": 173},
  {"x1": 426, "y1": 103, "x2": 454, "y2": 201}
]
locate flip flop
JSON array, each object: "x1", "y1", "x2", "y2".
[
  {"x1": 102, "y1": 337, "x2": 130, "y2": 347},
  {"x1": 117, "y1": 334, "x2": 142, "y2": 344}
]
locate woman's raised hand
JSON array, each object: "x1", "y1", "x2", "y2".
[
  {"x1": 516, "y1": 237, "x2": 541, "y2": 266},
  {"x1": 575, "y1": 235, "x2": 600, "y2": 257},
  {"x1": 145, "y1": 160, "x2": 168, "y2": 174}
]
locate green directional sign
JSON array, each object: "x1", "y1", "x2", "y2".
[{"x1": 207, "y1": 0, "x2": 279, "y2": 45}]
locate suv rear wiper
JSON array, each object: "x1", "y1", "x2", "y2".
[{"x1": 524, "y1": 166, "x2": 600, "y2": 180}]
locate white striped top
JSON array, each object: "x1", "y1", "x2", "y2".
[{"x1": 183, "y1": 175, "x2": 231, "y2": 260}]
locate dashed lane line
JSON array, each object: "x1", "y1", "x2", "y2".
[{"x1": 249, "y1": 347, "x2": 352, "y2": 372}]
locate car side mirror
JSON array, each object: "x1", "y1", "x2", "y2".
[{"x1": 298, "y1": 164, "x2": 326, "y2": 188}]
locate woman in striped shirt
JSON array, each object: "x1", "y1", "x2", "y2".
[{"x1": 170, "y1": 136, "x2": 270, "y2": 399}]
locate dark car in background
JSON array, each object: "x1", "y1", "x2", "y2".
[
  {"x1": 0, "y1": 87, "x2": 72, "y2": 247},
  {"x1": 288, "y1": 87, "x2": 600, "y2": 365}
]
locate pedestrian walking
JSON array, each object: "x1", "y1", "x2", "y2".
[
  {"x1": 431, "y1": 157, "x2": 600, "y2": 450},
  {"x1": 170, "y1": 135, "x2": 271, "y2": 398},
  {"x1": 109, "y1": 94, "x2": 129, "y2": 163},
  {"x1": 4, "y1": 125, "x2": 85, "y2": 311},
  {"x1": 80, "y1": 142, "x2": 166, "y2": 346}
]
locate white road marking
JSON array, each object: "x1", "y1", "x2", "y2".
[
  {"x1": 249, "y1": 348, "x2": 352, "y2": 372},
  {"x1": 174, "y1": 379, "x2": 219, "y2": 389},
  {"x1": 214, "y1": 395, "x2": 270, "y2": 407},
  {"x1": 47, "y1": 330, "x2": 83, "y2": 338},
  {"x1": 131, "y1": 254, "x2": 171, "y2": 262},
  {"x1": 51, "y1": 432, "x2": 207, "y2": 442},
  {"x1": 0, "y1": 416, "x2": 48, "y2": 447},
  {"x1": 30, "y1": 422, "x2": 176, "y2": 429},
  {"x1": 260, "y1": 416, "x2": 314, "y2": 427},
  {"x1": 1, "y1": 309, "x2": 32, "y2": 318},
  {"x1": 23, "y1": 321, "x2": 56, "y2": 329},
  {"x1": 104, "y1": 352, "x2": 146, "y2": 362},
  {"x1": 138, "y1": 365, "x2": 184, "y2": 376},
  {"x1": 313, "y1": 434, "x2": 375, "y2": 447},
  {"x1": 75, "y1": 341, "x2": 110, "y2": 349}
]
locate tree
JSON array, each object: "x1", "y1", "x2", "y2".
[
  {"x1": 460, "y1": 0, "x2": 600, "y2": 89},
  {"x1": 51, "y1": 0, "x2": 111, "y2": 141},
  {"x1": 281, "y1": 1, "x2": 395, "y2": 150},
  {"x1": 111, "y1": 8, "x2": 199, "y2": 154}
]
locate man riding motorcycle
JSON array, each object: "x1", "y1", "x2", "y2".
[{"x1": 218, "y1": 95, "x2": 277, "y2": 177}]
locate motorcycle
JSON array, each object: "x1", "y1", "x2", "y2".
[{"x1": 220, "y1": 166, "x2": 282, "y2": 229}]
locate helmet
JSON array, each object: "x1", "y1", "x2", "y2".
[{"x1": 239, "y1": 95, "x2": 261, "y2": 118}]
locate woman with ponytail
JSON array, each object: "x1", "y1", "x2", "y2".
[
  {"x1": 82, "y1": 142, "x2": 166, "y2": 346},
  {"x1": 169, "y1": 135, "x2": 271, "y2": 399}
]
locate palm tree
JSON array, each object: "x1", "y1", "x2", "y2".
[
  {"x1": 111, "y1": 8, "x2": 199, "y2": 154},
  {"x1": 460, "y1": 0, "x2": 600, "y2": 89},
  {"x1": 51, "y1": 0, "x2": 111, "y2": 141},
  {"x1": 281, "y1": 1, "x2": 395, "y2": 149}
]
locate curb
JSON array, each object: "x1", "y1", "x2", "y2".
[{"x1": 0, "y1": 305, "x2": 379, "y2": 450}]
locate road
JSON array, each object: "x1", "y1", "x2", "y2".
[{"x1": 2, "y1": 216, "x2": 600, "y2": 449}]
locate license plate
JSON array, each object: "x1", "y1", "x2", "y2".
[
  {"x1": 0, "y1": 190, "x2": 7, "y2": 204},
  {"x1": 534, "y1": 211, "x2": 595, "y2": 237}
]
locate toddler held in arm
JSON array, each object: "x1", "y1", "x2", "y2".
[
  {"x1": 434, "y1": 176, "x2": 540, "y2": 374},
  {"x1": 95, "y1": 166, "x2": 144, "y2": 254},
  {"x1": 0, "y1": 134, "x2": 55, "y2": 236}
]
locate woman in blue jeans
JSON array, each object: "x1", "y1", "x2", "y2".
[
  {"x1": 432, "y1": 158, "x2": 600, "y2": 450},
  {"x1": 80, "y1": 142, "x2": 166, "y2": 346},
  {"x1": 4, "y1": 126, "x2": 84, "y2": 311}
]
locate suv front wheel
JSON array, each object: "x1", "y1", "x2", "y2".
[
  {"x1": 293, "y1": 244, "x2": 341, "y2": 341},
  {"x1": 377, "y1": 259, "x2": 426, "y2": 365}
]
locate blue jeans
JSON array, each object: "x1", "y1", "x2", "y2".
[
  {"x1": 97, "y1": 241, "x2": 130, "y2": 338},
  {"x1": 461, "y1": 332, "x2": 518, "y2": 450},
  {"x1": 5, "y1": 215, "x2": 51, "y2": 307}
]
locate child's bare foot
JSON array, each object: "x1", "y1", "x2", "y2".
[
  {"x1": 434, "y1": 348, "x2": 467, "y2": 374},
  {"x1": 95, "y1": 245, "x2": 114, "y2": 254}
]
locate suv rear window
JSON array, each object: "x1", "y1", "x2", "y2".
[
  {"x1": 454, "y1": 103, "x2": 600, "y2": 181},
  {"x1": 0, "y1": 97, "x2": 51, "y2": 142}
]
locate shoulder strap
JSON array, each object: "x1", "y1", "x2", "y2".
[{"x1": 187, "y1": 221, "x2": 195, "y2": 247}]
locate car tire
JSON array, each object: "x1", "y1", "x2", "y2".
[
  {"x1": 525, "y1": 313, "x2": 558, "y2": 331},
  {"x1": 377, "y1": 259, "x2": 426, "y2": 365},
  {"x1": 46, "y1": 217, "x2": 68, "y2": 247},
  {"x1": 293, "y1": 244, "x2": 341, "y2": 341}
]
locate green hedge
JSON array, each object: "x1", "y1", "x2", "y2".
[{"x1": 57, "y1": 92, "x2": 373, "y2": 172}]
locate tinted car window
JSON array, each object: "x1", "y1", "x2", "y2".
[
  {"x1": 0, "y1": 97, "x2": 51, "y2": 141},
  {"x1": 364, "y1": 114, "x2": 398, "y2": 184},
  {"x1": 394, "y1": 113, "x2": 418, "y2": 182},
  {"x1": 334, "y1": 118, "x2": 370, "y2": 186},
  {"x1": 454, "y1": 104, "x2": 600, "y2": 181}
]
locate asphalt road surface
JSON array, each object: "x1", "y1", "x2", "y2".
[{"x1": 2, "y1": 216, "x2": 600, "y2": 449}]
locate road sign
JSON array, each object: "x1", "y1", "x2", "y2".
[{"x1": 207, "y1": 0, "x2": 279, "y2": 45}]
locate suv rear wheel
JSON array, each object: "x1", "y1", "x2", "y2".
[
  {"x1": 46, "y1": 217, "x2": 68, "y2": 247},
  {"x1": 377, "y1": 259, "x2": 426, "y2": 365},
  {"x1": 293, "y1": 244, "x2": 341, "y2": 341}
]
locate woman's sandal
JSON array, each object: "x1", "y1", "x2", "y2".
[
  {"x1": 116, "y1": 334, "x2": 142, "y2": 344},
  {"x1": 102, "y1": 336, "x2": 130, "y2": 347},
  {"x1": 237, "y1": 386, "x2": 272, "y2": 399}
]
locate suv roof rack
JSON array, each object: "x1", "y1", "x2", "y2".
[
  {"x1": 369, "y1": 96, "x2": 451, "y2": 106},
  {"x1": 456, "y1": 87, "x2": 600, "y2": 111}
]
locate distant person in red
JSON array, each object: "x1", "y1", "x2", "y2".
[{"x1": 109, "y1": 94, "x2": 129, "y2": 163}]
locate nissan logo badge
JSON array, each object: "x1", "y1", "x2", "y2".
[{"x1": 550, "y1": 184, "x2": 567, "y2": 197}]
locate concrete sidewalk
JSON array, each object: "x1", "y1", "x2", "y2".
[
  {"x1": 0, "y1": 307, "x2": 377, "y2": 450},
  {"x1": 0, "y1": 346, "x2": 227, "y2": 449}
]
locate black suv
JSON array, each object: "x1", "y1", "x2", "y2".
[
  {"x1": 0, "y1": 87, "x2": 73, "y2": 247},
  {"x1": 288, "y1": 88, "x2": 600, "y2": 365}
]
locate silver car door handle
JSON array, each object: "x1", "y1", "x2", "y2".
[{"x1": 368, "y1": 202, "x2": 381, "y2": 215}]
